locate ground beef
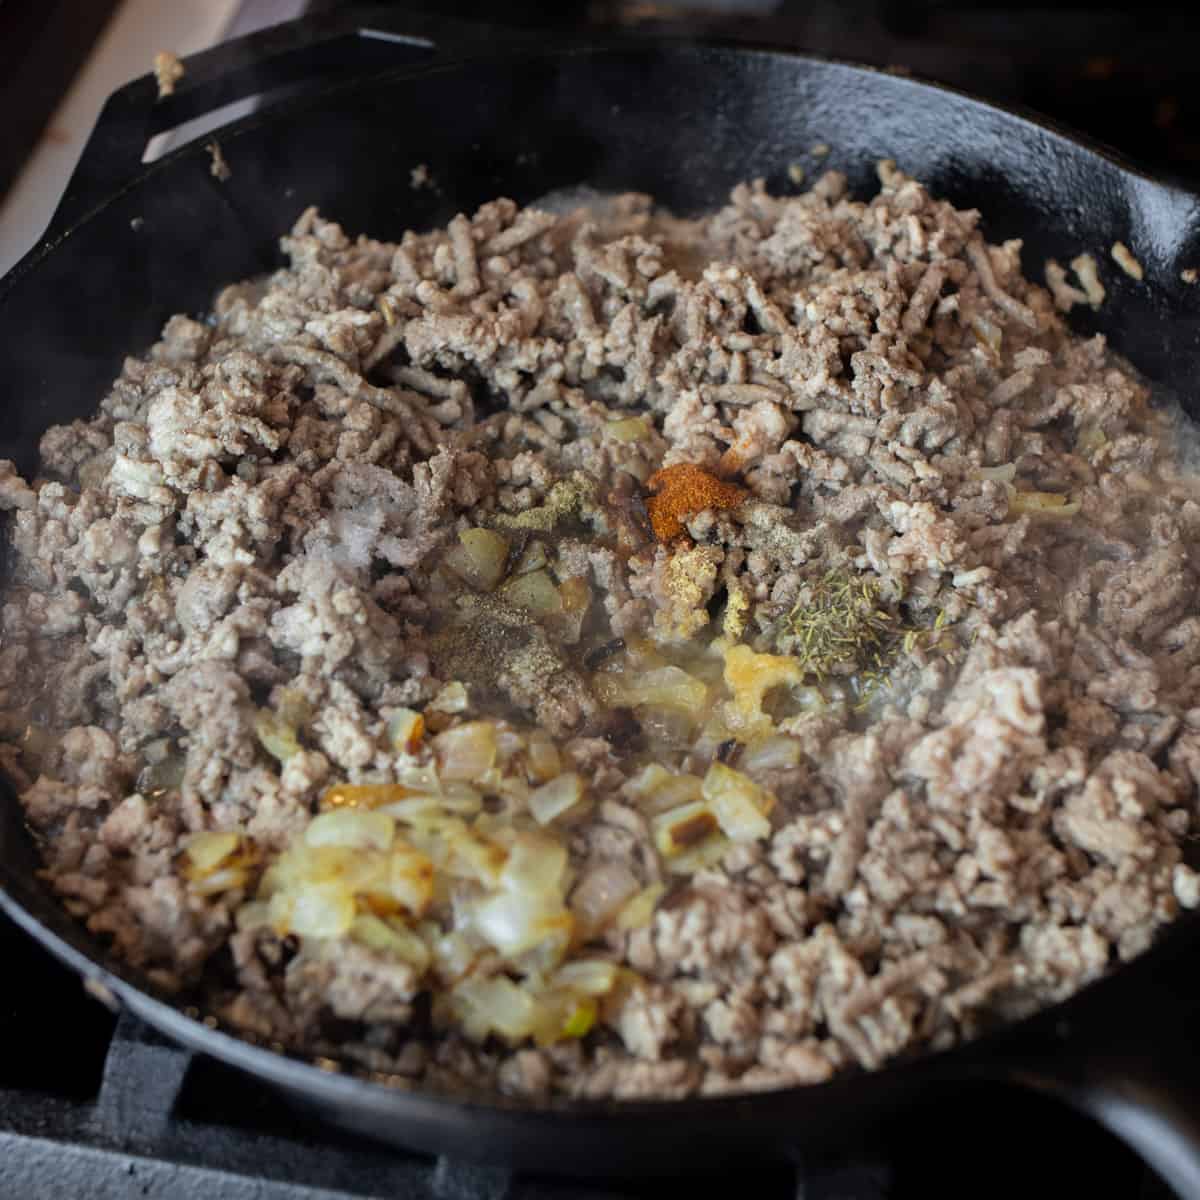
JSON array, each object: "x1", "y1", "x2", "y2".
[{"x1": 4, "y1": 163, "x2": 1200, "y2": 1101}]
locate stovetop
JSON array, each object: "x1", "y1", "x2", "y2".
[{"x1": 1, "y1": 1, "x2": 1198, "y2": 1197}]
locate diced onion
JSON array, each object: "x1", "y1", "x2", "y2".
[
  {"x1": 702, "y1": 762, "x2": 775, "y2": 841},
  {"x1": 623, "y1": 764, "x2": 673, "y2": 800},
  {"x1": 372, "y1": 795, "x2": 441, "y2": 822},
  {"x1": 232, "y1": 592, "x2": 832, "y2": 1052},
  {"x1": 559, "y1": 996, "x2": 598, "y2": 1038},
  {"x1": 383, "y1": 845, "x2": 436, "y2": 916},
  {"x1": 570, "y1": 862, "x2": 640, "y2": 935},
  {"x1": 493, "y1": 774, "x2": 532, "y2": 809},
  {"x1": 595, "y1": 665, "x2": 708, "y2": 715},
  {"x1": 653, "y1": 802, "x2": 719, "y2": 858},
  {"x1": 624, "y1": 766, "x2": 705, "y2": 815},
  {"x1": 559, "y1": 576, "x2": 590, "y2": 614},
  {"x1": 261, "y1": 844, "x2": 378, "y2": 898},
  {"x1": 349, "y1": 913, "x2": 431, "y2": 968},
  {"x1": 305, "y1": 809, "x2": 396, "y2": 851},
  {"x1": 666, "y1": 834, "x2": 731, "y2": 875},
  {"x1": 615, "y1": 883, "x2": 666, "y2": 931},
  {"x1": 441, "y1": 827, "x2": 507, "y2": 888},
  {"x1": 638, "y1": 667, "x2": 710, "y2": 710},
  {"x1": 740, "y1": 735, "x2": 803, "y2": 774},
  {"x1": 527, "y1": 732, "x2": 561, "y2": 783},
  {"x1": 430, "y1": 929, "x2": 483, "y2": 986},
  {"x1": 604, "y1": 416, "x2": 651, "y2": 443},
  {"x1": 444, "y1": 528, "x2": 509, "y2": 591},
  {"x1": 1009, "y1": 489, "x2": 1080, "y2": 518},
  {"x1": 386, "y1": 708, "x2": 425, "y2": 753},
  {"x1": 393, "y1": 762, "x2": 442, "y2": 794},
  {"x1": 452, "y1": 975, "x2": 543, "y2": 1042},
  {"x1": 493, "y1": 725, "x2": 524, "y2": 766},
  {"x1": 190, "y1": 866, "x2": 249, "y2": 896},
  {"x1": 182, "y1": 831, "x2": 241, "y2": 877},
  {"x1": 254, "y1": 709, "x2": 300, "y2": 762},
  {"x1": 529, "y1": 772, "x2": 586, "y2": 825},
  {"x1": 501, "y1": 569, "x2": 563, "y2": 615},
  {"x1": 513, "y1": 540, "x2": 548, "y2": 575},
  {"x1": 473, "y1": 889, "x2": 574, "y2": 957},
  {"x1": 434, "y1": 721, "x2": 498, "y2": 782},
  {"x1": 973, "y1": 462, "x2": 1017, "y2": 483},
  {"x1": 553, "y1": 959, "x2": 621, "y2": 995},
  {"x1": 376, "y1": 790, "x2": 482, "y2": 822},
  {"x1": 512, "y1": 928, "x2": 573, "y2": 979},
  {"x1": 321, "y1": 782, "x2": 414, "y2": 810},
  {"x1": 637, "y1": 706, "x2": 698, "y2": 751},
  {"x1": 273, "y1": 881, "x2": 355, "y2": 939},
  {"x1": 428, "y1": 681, "x2": 469, "y2": 714},
  {"x1": 501, "y1": 832, "x2": 569, "y2": 896},
  {"x1": 445, "y1": 781, "x2": 487, "y2": 808},
  {"x1": 277, "y1": 687, "x2": 314, "y2": 730}
]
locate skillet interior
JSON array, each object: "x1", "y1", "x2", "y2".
[{"x1": 3, "y1": 40, "x2": 1200, "y2": 1172}]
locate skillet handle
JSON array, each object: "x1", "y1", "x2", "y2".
[
  {"x1": 993, "y1": 940, "x2": 1200, "y2": 1200},
  {"x1": 1010, "y1": 1043, "x2": 1200, "y2": 1200},
  {"x1": 43, "y1": 4, "x2": 533, "y2": 242}
]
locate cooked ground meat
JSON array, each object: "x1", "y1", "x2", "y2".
[{"x1": 3, "y1": 164, "x2": 1199, "y2": 1101}]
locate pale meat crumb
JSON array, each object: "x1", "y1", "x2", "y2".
[
  {"x1": 1070, "y1": 252, "x2": 1106, "y2": 307},
  {"x1": 1044, "y1": 259, "x2": 1089, "y2": 313},
  {"x1": 153, "y1": 50, "x2": 184, "y2": 99},
  {"x1": 1111, "y1": 241, "x2": 1145, "y2": 281},
  {"x1": 206, "y1": 140, "x2": 231, "y2": 182},
  {"x1": 1173, "y1": 865, "x2": 1200, "y2": 909}
]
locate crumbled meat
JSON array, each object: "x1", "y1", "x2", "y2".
[
  {"x1": 153, "y1": 50, "x2": 185, "y2": 99},
  {"x1": 4, "y1": 164, "x2": 1200, "y2": 1102}
]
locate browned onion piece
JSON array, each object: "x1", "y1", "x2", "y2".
[{"x1": 570, "y1": 861, "x2": 640, "y2": 936}]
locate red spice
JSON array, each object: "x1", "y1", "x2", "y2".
[{"x1": 645, "y1": 463, "x2": 747, "y2": 543}]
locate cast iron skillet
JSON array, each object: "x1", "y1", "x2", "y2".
[{"x1": 3, "y1": 5, "x2": 1200, "y2": 1190}]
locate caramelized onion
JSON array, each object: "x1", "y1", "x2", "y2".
[{"x1": 570, "y1": 862, "x2": 640, "y2": 935}]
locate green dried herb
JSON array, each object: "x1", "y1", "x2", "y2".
[
  {"x1": 777, "y1": 570, "x2": 958, "y2": 705},
  {"x1": 781, "y1": 571, "x2": 895, "y2": 683}
]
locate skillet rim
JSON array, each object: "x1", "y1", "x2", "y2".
[
  {"x1": 1, "y1": 34, "x2": 1198, "y2": 1126},
  {"x1": 4, "y1": 31, "x2": 1200, "y2": 301}
]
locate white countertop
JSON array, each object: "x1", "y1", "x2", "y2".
[{"x1": 0, "y1": 0, "x2": 240, "y2": 276}]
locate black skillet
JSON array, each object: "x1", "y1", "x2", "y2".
[{"x1": 4, "y1": 5, "x2": 1200, "y2": 1192}]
